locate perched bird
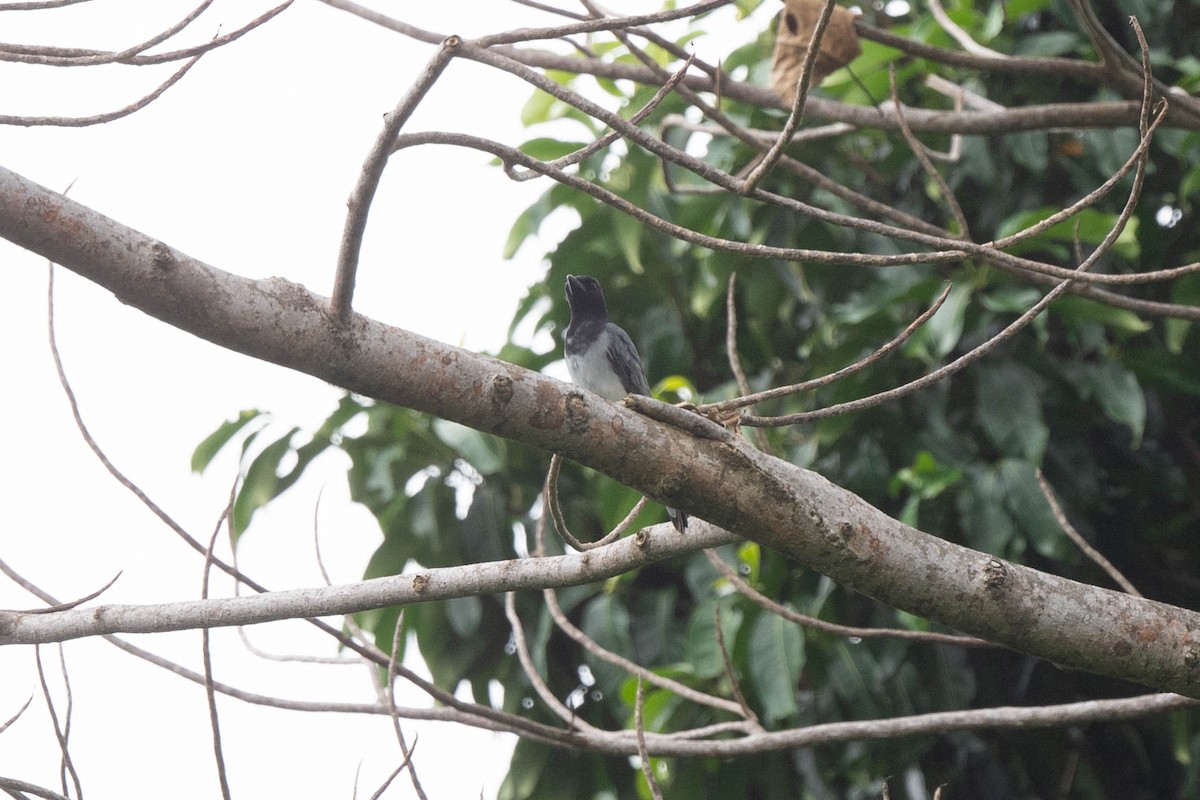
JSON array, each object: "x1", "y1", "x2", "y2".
[{"x1": 563, "y1": 274, "x2": 688, "y2": 533}]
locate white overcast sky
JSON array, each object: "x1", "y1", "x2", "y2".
[{"x1": 0, "y1": 1, "x2": 762, "y2": 797}]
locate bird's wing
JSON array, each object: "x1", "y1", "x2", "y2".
[{"x1": 604, "y1": 324, "x2": 652, "y2": 396}]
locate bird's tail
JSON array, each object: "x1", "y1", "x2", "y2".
[{"x1": 668, "y1": 507, "x2": 688, "y2": 533}]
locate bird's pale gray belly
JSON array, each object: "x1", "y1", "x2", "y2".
[{"x1": 567, "y1": 349, "x2": 628, "y2": 401}]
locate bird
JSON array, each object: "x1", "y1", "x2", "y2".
[{"x1": 563, "y1": 274, "x2": 688, "y2": 533}]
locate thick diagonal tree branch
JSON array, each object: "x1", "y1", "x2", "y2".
[{"x1": 2, "y1": 164, "x2": 1200, "y2": 698}]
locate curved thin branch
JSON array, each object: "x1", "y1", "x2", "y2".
[
  {"x1": 201, "y1": 510, "x2": 233, "y2": 800},
  {"x1": 702, "y1": 281, "x2": 952, "y2": 417},
  {"x1": 888, "y1": 67, "x2": 970, "y2": 239},
  {"x1": 505, "y1": 591, "x2": 599, "y2": 732},
  {"x1": 741, "y1": 0, "x2": 836, "y2": 192},
  {"x1": 331, "y1": 36, "x2": 460, "y2": 324},
  {"x1": 0, "y1": 1, "x2": 295, "y2": 67},
  {"x1": 927, "y1": 0, "x2": 1009, "y2": 59},
  {"x1": 634, "y1": 678, "x2": 664, "y2": 800},
  {"x1": 0, "y1": 54, "x2": 202, "y2": 127},
  {"x1": 542, "y1": 585, "x2": 751, "y2": 718},
  {"x1": 854, "y1": 19, "x2": 1098, "y2": 77},
  {"x1": 1035, "y1": 469, "x2": 1142, "y2": 598},
  {"x1": 0, "y1": 0, "x2": 92, "y2": 10},
  {"x1": 545, "y1": 455, "x2": 649, "y2": 551},
  {"x1": 472, "y1": 0, "x2": 734, "y2": 48},
  {"x1": 704, "y1": 549, "x2": 989, "y2": 647},
  {"x1": 0, "y1": 777, "x2": 72, "y2": 800}
]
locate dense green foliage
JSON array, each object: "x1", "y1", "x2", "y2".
[{"x1": 199, "y1": 0, "x2": 1200, "y2": 796}]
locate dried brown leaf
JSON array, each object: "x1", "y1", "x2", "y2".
[{"x1": 770, "y1": 0, "x2": 860, "y2": 102}]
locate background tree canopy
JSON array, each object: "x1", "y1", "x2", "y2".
[{"x1": 189, "y1": 0, "x2": 1198, "y2": 796}]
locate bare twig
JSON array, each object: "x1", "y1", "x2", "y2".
[
  {"x1": 331, "y1": 36, "x2": 461, "y2": 325},
  {"x1": 47, "y1": 263, "x2": 275, "y2": 605},
  {"x1": 702, "y1": 282, "x2": 953, "y2": 417},
  {"x1": 0, "y1": 777, "x2": 72, "y2": 800},
  {"x1": 741, "y1": 0, "x2": 837, "y2": 192},
  {"x1": 634, "y1": 678, "x2": 664, "y2": 800},
  {"x1": 1064, "y1": 1, "x2": 1200, "y2": 123},
  {"x1": 0, "y1": 55, "x2": 202, "y2": 127},
  {"x1": 322, "y1": 0, "x2": 1192, "y2": 132},
  {"x1": 542, "y1": 586, "x2": 749, "y2": 717},
  {"x1": 106, "y1": 0, "x2": 218, "y2": 63},
  {"x1": 393, "y1": 65, "x2": 1195, "y2": 291},
  {"x1": 383, "y1": 612, "x2": 427, "y2": 800},
  {"x1": 473, "y1": 0, "x2": 734, "y2": 47},
  {"x1": 545, "y1": 454, "x2": 651, "y2": 551},
  {"x1": 230, "y1": 495, "x2": 366, "y2": 665},
  {"x1": 927, "y1": 0, "x2": 1008, "y2": 59},
  {"x1": 1035, "y1": 470, "x2": 1141, "y2": 597},
  {"x1": 0, "y1": 2, "x2": 294, "y2": 66},
  {"x1": 6, "y1": 572, "x2": 121, "y2": 615},
  {"x1": 507, "y1": 52, "x2": 696, "y2": 182},
  {"x1": 854, "y1": 19, "x2": 1095, "y2": 78},
  {"x1": 2, "y1": 525, "x2": 737, "y2": 645},
  {"x1": 724, "y1": 273, "x2": 753, "y2": 407},
  {"x1": 704, "y1": 550, "x2": 989, "y2": 646},
  {"x1": 713, "y1": 604, "x2": 757, "y2": 722},
  {"x1": 888, "y1": 66, "x2": 970, "y2": 238},
  {"x1": 504, "y1": 591, "x2": 600, "y2": 731},
  {"x1": 34, "y1": 647, "x2": 82, "y2": 799},
  {"x1": 3, "y1": 553, "x2": 1197, "y2": 755},
  {"x1": 510, "y1": 0, "x2": 588, "y2": 20},
  {"x1": 0, "y1": 0, "x2": 93, "y2": 10},
  {"x1": 202, "y1": 501, "x2": 233, "y2": 800},
  {"x1": 0, "y1": 695, "x2": 33, "y2": 736},
  {"x1": 367, "y1": 758, "x2": 414, "y2": 800},
  {"x1": 722, "y1": 274, "x2": 767, "y2": 450}
]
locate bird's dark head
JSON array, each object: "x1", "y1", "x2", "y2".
[{"x1": 565, "y1": 274, "x2": 609, "y2": 319}]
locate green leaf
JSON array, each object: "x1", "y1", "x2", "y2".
[
  {"x1": 519, "y1": 89, "x2": 553, "y2": 127},
  {"x1": 231, "y1": 427, "x2": 300, "y2": 541},
  {"x1": 499, "y1": 737, "x2": 549, "y2": 800},
  {"x1": 434, "y1": 420, "x2": 505, "y2": 475},
  {"x1": 996, "y1": 207, "x2": 1140, "y2": 260},
  {"x1": 504, "y1": 192, "x2": 553, "y2": 260},
  {"x1": 747, "y1": 610, "x2": 803, "y2": 724},
  {"x1": 518, "y1": 137, "x2": 587, "y2": 162},
  {"x1": 446, "y1": 595, "x2": 482, "y2": 638},
  {"x1": 1013, "y1": 30, "x2": 1081, "y2": 57},
  {"x1": 685, "y1": 599, "x2": 743, "y2": 680},
  {"x1": 581, "y1": 593, "x2": 634, "y2": 696},
  {"x1": 1124, "y1": 346, "x2": 1200, "y2": 397},
  {"x1": 460, "y1": 483, "x2": 508, "y2": 564},
  {"x1": 890, "y1": 450, "x2": 964, "y2": 500},
  {"x1": 958, "y1": 466, "x2": 1018, "y2": 555},
  {"x1": 316, "y1": 393, "x2": 366, "y2": 437},
  {"x1": 996, "y1": 459, "x2": 1069, "y2": 559},
  {"x1": 1061, "y1": 360, "x2": 1147, "y2": 446},
  {"x1": 1008, "y1": 131, "x2": 1048, "y2": 173},
  {"x1": 976, "y1": 363, "x2": 1049, "y2": 462},
  {"x1": 191, "y1": 409, "x2": 263, "y2": 473},
  {"x1": 909, "y1": 280, "x2": 973, "y2": 361},
  {"x1": 611, "y1": 212, "x2": 644, "y2": 274},
  {"x1": 979, "y1": 286, "x2": 1042, "y2": 314},
  {"x1": 1166, "y1": 273, "x2": 1200, "y2": 353},
  {"x1": 1053, "y1": 296, "x2": 1151, "y2": 334}
]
